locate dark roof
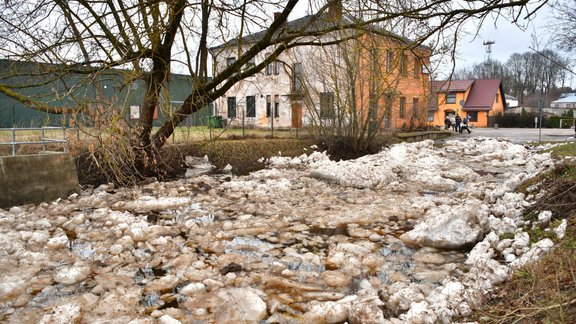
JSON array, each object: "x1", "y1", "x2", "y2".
[
  {"x1": 431, "y1": 80, "x2": 474, "y2": 93},
  {"x1": 209, "y1": 13, "x2": 348, "y2": 51},
  {"x1": 210, "y1": 11, "x2": 427, "y2": 53},
  {"x1": 464, "y1": 79, "x2": 505, "y2": 111},
  {"x1": 431, "y1": 78, "x2": 506, "y2": 112}
]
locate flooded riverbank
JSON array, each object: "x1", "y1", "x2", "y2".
[{"x1": 0, "y1": 138, "x2": 563, "y2": 323}]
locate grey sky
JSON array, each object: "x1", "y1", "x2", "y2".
[{"x1": 455, "y1": 5, "x2": 553, "y2": 67}]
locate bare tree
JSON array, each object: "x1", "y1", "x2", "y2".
[
  {"x1": 551, "y1": 0, "x2": 576, "y2": 53},
  {"x1": 302, "y1": 30, "x2": 429, "y2": 152},
  {"x1": 0, "y1": 0, "x2": 550, "y2": 182}
]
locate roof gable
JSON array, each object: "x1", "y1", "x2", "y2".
[
  {"x1": 552, "y1": 95, "x2": 576, "y2": 103},
  {"x1": 431, "y1": 80, "x2": 474, "y2": 93},
  {"x1": 464, "y1": 79, "x2": 503, "y2": 109},
  {"x1": 210, "y1": 10, "x2": 427, "y2": 53}
]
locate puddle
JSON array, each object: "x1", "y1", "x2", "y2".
[{"x1": 308, "y1": 224, "x2": 349, "y2": 237}]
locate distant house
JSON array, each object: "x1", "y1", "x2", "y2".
[
  {"x1": 0, "y1": 59, "x2": 209, "y2": 128},
  {"x1": 429, "y1": 79, "x2": 506, "y2": 127},
  {"x1": 505, "y1": 94, "x2": 519, "y2": 109},
  {"x1": 209, "y1": 4, "x2": 431, "y2": 130},
  {"x1": 550, "y1": 94, "x2": 576, "y2": 109}
]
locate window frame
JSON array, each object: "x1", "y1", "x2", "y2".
[
  {"x1": 412, "y1": 97, "x2": 419, "y2": 116},
  {"x1": 320, "y1": 92, "x2": 335, "y2": 118},
  {"x1": 274, "y1": 95, "x2": 280, "y2": 117},
  {"x1": 245, "y1": 57, "x2": 255, "y2": 70},
  {"x1": 467, "y1": 111, "x2": 478, "y2": 122},
  {"x1": 227, "y1": 96, "x2": 236, "y2": 118},
  {"x1": 265, "y1": 53, "x2": 273, "y2": 75},
  {"x1": 399, "y1": 96, "x2": 406, "y2": 118},
  {"x1": 413, "y1": 58, "x2": 420, "y2": 78},
  {"x1": 446, "y1": 93, "x2": 456, "y2": 104},
  {"x1": 266, "y1": 95, "x2": 272, "y2": 117},
  {"x1": 386, "y1": 51, "x2": 394, "y2": 73},
  {"x1": 399, "y1": 54, "x2": 408, "y2": 76},
  {"x1": 293, "y1": 63, "x2": 303, "y2": 93},
  {"x1": 246, "y1": 95, "x2": 256, "y2": 118}
]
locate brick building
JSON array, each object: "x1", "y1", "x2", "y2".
[{"x1": 209, "y1": 7, "x2": 431, "y2": 131}]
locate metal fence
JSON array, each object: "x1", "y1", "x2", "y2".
[{"x1": 0, "y1": 127, "x2": 79, "y2": 156}]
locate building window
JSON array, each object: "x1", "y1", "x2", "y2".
[
  {"x1": 226, "y1": 57, "x2": 236, "y2": 67},
  {"x1": 427, "y1": 112, "x2": 434, "y2": 122},
  {"x1": 446, "y1": 93, "x2": 456, "y2": 104},
  {"x1": 399, "y1": 97, "x2": 406, "y2": 118},
  {"x1": 266, "y1": 53, "x2": 273, "y2": 75},
  {"x1": 274, "y1": 61, "x2": 281, "y2": 75},
  {"x1": 227, "y1": 97, "x2": 236, "y2": 118},
  {"x1": 412, "y1": 98, "x2": 419, "y2": 116},
  {"x1": 386, "y1": 51, "x2": 393, "y2": 73},
  {"x1": 266, "y1": 95, "x2": 272, "y2": 117},
  {"x1": 385, "y1": 94, "x2": 393, "y2": 127},
  {"x1": 246, "y1": 96, "x2": 256, "y2": 117},
  {"x1": 245, "y1": 57, "x2": 255, "y2": 70},
  {"x1": 293, "y1": 63, "x2": 303, "y2": 93},
  {"x1": 320, "y1": 92, "x2": 335, "y2": 118},
  {"x1": 274, "y1": 95, "x2": 280, "y2": 117},
  {"x1": 369, "y1": 90, "x2": 378, "y2": 119},
  {"x1": 400, "y1": 54, "x2": 407, "y2": 76},
  {"x1": 467, "y1": 111, "x2": 478, "y2": 122},
  {"x1": 413, "y1": 58, "x2": 420, "y2": 78}
]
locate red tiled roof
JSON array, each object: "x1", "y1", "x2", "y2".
[
  {"x1": 464, "y1": 79, "x2": 503, "y2": 111},
  {"x1": 431, "y1": 80, "x2": 474, "y2": 93}
]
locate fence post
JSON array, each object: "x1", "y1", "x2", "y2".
[
  {"x1": 63, "y1": 127, "x2": 68, "y2": 153},
  {"x1": 41, "y1": 127, "x2": 46, "y2": 152},
  {"x1": 11, "y1": 128, "x2": 15, "y2": 156}
]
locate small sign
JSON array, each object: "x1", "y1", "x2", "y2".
[{"x1": 130, "y1": 106, "x2": 140, "y2": 119}]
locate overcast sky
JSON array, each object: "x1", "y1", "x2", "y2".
[{"x1": 454, "y1": 5, "x2": 554, "y2": 67}]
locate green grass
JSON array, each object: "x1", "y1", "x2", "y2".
[{"x1": 542, "y1": 142, "x2": 576, "y2": 159}]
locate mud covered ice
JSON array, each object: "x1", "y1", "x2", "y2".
[{"x1": 0, "y1": 138, "x2": 564, "y2": 323}]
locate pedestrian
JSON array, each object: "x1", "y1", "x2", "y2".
[
  {"x1": 444, "y1": 116, "x2": 451, "y2": 130},
  {"x1": 455, "y1": 114, "x2": 462, "y2": 133},
  {"x1": 460, "y1": 116, "x2": 471, "y2": 134},
  {"x1": 450, "y1": 115, "x2": 456, "y2": 131}
]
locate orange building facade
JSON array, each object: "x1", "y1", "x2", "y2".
[
  {"x1": 429, "y1": 79, "x2": 506, "y2": 128},
  {"x1": 350, "y1": 35, "x2": 431, "y2": 130}
]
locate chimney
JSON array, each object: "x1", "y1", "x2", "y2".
[
  {"x1": 273, "y1": 12, "x2": 287, "y2": 28},
  {"x1": 327, "y1": 0, "x2": 343, "y2": 21}
]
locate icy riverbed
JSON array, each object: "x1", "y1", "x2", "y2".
[{"x1": 0, "y1": 138, "x2": 564, "y2": 323}]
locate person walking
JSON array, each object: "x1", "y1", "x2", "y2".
[
  {"x1": 450, "y1": 115, "x2": 456, "y2": 131},
  {"x1": 455, "y1": 114, "x2": 462, "y2": 133},
  {"x1": 460, "y1": 116, "x2": 471, "y2": 134},
  {"x1": 444, "y1": 116, "x2": 451, "y2": 130}
]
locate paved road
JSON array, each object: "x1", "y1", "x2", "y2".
[{"x1": 443, "y1": 127, "x2": 576, "y2": 143}]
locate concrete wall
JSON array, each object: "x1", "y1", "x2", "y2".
[{"x1": 0, "y1": 153, "x2": 80, "y2": 209}]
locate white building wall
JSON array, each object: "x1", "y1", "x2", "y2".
[{"x1": 212, "y1": 37, "x2": 342, "y2": 128}]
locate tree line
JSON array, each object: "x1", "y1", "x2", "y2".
[{"x1": 453, "y1": 49, "x2": 573, "y2": 107}]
